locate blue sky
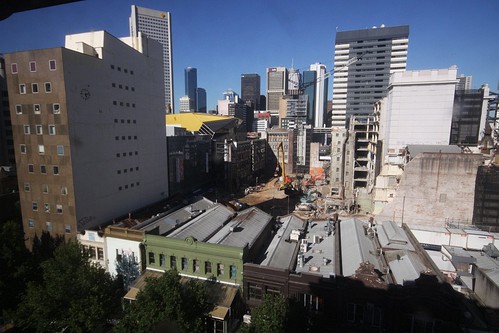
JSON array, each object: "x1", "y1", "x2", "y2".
[{"x1": 1, "y1": 0, "x2": 498, "y2": 112}]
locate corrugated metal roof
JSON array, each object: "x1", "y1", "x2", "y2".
[
  {"x1": 260, "y1": 215, "x2": 306, "y2": 270},
  {"x1": 340, "y1": 218, "x2": 380, "y2": 276},
  {"x1": 387, "y1": 250, "x2": 428, "y2": 285},
  {"x1": 207, "y1": 207, "x2": 272, "y2": 248},
  {"x1": 377, "y1": 220, "x2": 415, "y2": 251},
  {"x1": 168, "y1": 204, "x2": 235, "y2": 241}
]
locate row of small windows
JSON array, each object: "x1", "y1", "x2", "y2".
[
  {"x1": 116, "y1": 151, "x2": 138, "y2": 158},
  {"x1": 16, "y1": 103, "x2": 61, "y2": 115},
  {"x1": 28, "y1": 220, "x2": 71, "y2": 233},
  {"x1": 111, "y1": 83, "x2": 135, "y2": 91},
  {"x1": 27, "y1": 164, "x2": 60, "y2": 175},
  {"x1": 19, "y1": 82, "x2": 52, "y2": 94},
  {"x1": 22, "y1": 124, "x2": 58, "y2": 136},
  {"x1": 32, "y1": 201, "x2": 63, "y2": 214},
  {"x1": 110, "y1": 64, "x2": 134, "y2": 75},
  {"x1": 115, "y1": 135, "x2": 138, "y2": 141},
  {"x1": 24, "y1": 183, "x2": 67, "y2": 195},
  {"x1": 83, "y1": 245, "x2": 104, "y2": 260},
  {"x1": 112, "y1": 101, "x2": 136, "y2": 108},
  {"x1": 11, "y1": 60, "x2": 57, "y2": 74},
  {"x1": 118, "y1": 182, "x2": 140, "y2": 191},
  {"x1": 114, "y1": 118, "x2": 137, "y2": 124},
  {"x1": 148, "y1": 252, "x2": 237, "y2": 279},
  {"x1": 117, "y1": 167, "x2": 139, "y2": 174},
  {"x1": 20, "y1": 144, "x2": 64, "y2": 156}
]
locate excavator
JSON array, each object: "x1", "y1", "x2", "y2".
[{"x1": 274, "y1": 142, "x2": 301, "y2": 195}]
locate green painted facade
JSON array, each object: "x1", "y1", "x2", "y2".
[{"x1": 145, "y1": 235, "x2": 247, "y2": 285}]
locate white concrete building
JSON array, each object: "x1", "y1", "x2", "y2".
[
  {"x1": 179, "y1": 95, "x2": 191, "y2": 113},
  {"x1": 379, "y1": 67, "x2": 458, "y2": 164},
  {"x1": 310, "y1": 63, "x2": 328, "y2": 128},
  {"x1": 5, "y1": 30, "x2": 168, "y2": 243}
]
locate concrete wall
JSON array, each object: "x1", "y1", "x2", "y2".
[
  {"x1": 473, "y1": 266, "x2": 499, "y2": 309},
  {"x1": 377, "y1": 153, "x2": 483, "y2": 226}
]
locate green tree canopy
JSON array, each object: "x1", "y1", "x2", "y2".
[
  {"x1": 0, "y1": 220, "x2": 33, "y2": 319},
  {"x1": 116, "y1": 270, "x2": 212, "y2": 333},
  {"x1": 16, "y1": 241, "x2": 122, "y2": 333}
]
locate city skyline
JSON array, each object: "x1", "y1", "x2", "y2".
[{"x1": 0, "y1": 0, "x2": 498, "y2": 112}]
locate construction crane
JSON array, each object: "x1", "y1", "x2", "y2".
[
  {"x1": 289, "y1": 51, "x2": 371, "y2": 95},
  {"x1": 274, "y1": 142, "x2": 286, "y2": 180}
]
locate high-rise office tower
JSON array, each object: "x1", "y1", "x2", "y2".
[
  {"x1": 4, "y1": 31, "x2": 168, "y2": 244},
  {"x1": 310, "y1": 63, "x2": 328, "y2": 128},
  {"x1": 185, "y1": 67, "x2": 197, "y2": 111},
  {"x1": 241, "y1": 74, "x2": 260, "y2": 111},
  {"x1": 302, "y1": 70, "x2": 317, "y2": 126},
  {"x1": 266, "y1": 67, "x2": 287, "y2": 113},
  {"x1": 331, "y1": 25, "x2": 409, "y2": 127},
  {"x1": 196, "y1": 88, "x2": 207, "y2": 113},
  {"x1": 456, "y1": 74, "x2": 472, "y2": 91},
  {"x1": 130, "y1": 5, "x2": 174, "y2": 113}
]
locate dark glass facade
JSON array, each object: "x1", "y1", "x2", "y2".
[
  {"x1": 196, "y1": 87, "x2": 207, "y2": 113},
  {"x1": 241, "y1": 74, "x2": 260, "y2": 111},
  {"x1": 185, "y1": 67, "x2": 197, "y2": 111},
  {"x1": 450, "y1": 89, "x2": 485, "y2": 146},
  {"x1": 302, "y1": 71, "x2": 316, "y2": 125}
]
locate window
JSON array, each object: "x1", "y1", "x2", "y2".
[
  {"x1": 56, "y1": 204, "x2": 63, "y2": 214},
  {"x1": 44, "y1": 203, "x2": 50, "y2": 213},
  {"x1": 44, "y1": 82, "x2": 52, "y2": 93},
  {"x1": 89, "y1": 246, "x2": 96, "y2": 259},
  {"x1": 57, "y1": 145, "x2": 64, "y2": 156},
  {"x1": 28, "y1": 219, "x2": 35, "y2": 228},
  {"x1": 42, "y1": 184, "x2": 48, "y2": 194},
  {"x1": 49, "y1": 60, "x2": 56, "y2": 71},
  {"x1": 15, "y1": 104, "x2": 22, "y2": 114},
  {"x1": 170, "y1": 256, "x2": 177, "y2": 269},
  {"x1": 53, "y1": 166, "x2": 59, "y2": 175},
  {"x1": 23, "y1": 125, "x2": 30, "y2": 134},
  {"x1": 217, "y1": 263, "x2": 224, "y2": 276},
  {"x1": 52, "y1": 103, "x2": 60, "y2": 114},
  {"x1": 148, "y1": 252, "x2": 155, "y2": 264},
  {"x1": 28, "y1": 164, "x2": 34, "y2": 173},
  {"x1": 34, "y1": 104, "x2": 41, "y2": 114},
  {"x1": 19, "y1": 84, "x2": 26, "y2": 94},
  {"x1": 229, "y1": 265, "x2": 237, "y2": 279},
  {"x1": 40, "y1": 165, "x2": 46, "y2": 174},
  {"x1": 20, "y1": 144, "x2": 27, "y2": 154},
  {"x1": 193, "y1": 259, "x2": 200, "y2": 273},
  {"x1": 11, "y1": 63, "x2": 18, "y2": 74},
  {"x1": 181, "y1": 257, "x2": 188, "y2": 270},
  {"x1": 49, "y1": 125, "x2": 56, "y2": 135},
  {"x1": 97, "y1": 247, "x2": 104, "y2": 259},
  {"x1": 61, "y1": 186, "x2": 68, "y2": 195},
  {"x1": 159, "y1": 254, "x2": 165, "y2": 266},
  {"x1": 116, "y1": 249, "x2": 123, "y2": 262},
  {"x1": 24, "y1": 182, "x2": 30, "y2": 192},
  {"x1": 32, "y1": 201, "x2": 38, "y2": 211},
  {"x1": 46, "y1": 222, "x2": 52, "y2": 232},
  {"x1": 29, "y1": 61, "x2": 36, "y2": 72},
  {"x1": 65, "y1": 224, "x2": 71, "y2": 234},
  {"x1": 32, "y1": 83, "x2": 39, "y2": 94},
  {"x1": 36, "y1": 125, "x2": 43, "y2": 135},
  {"x1": 38, "y1": 145, "x2": 45, "y2": 154},
  {"x1": 205, "y1": 261, "x2": 212, "y2": 274},
  {"x1": 248, "y1": 284, "x2": 263, "y2": 300}
]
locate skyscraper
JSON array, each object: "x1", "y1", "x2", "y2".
[
  {"x1": 302, "y1": 70, "x2": 316, "y2": 126},
  {"x1": 310, "y1": 63, "x2": 328, "y2": 128},
  {"x1": 196, "y1": 88, "x2": 207, "y2": 113},
  {"x1": 130, "y1": 5, "x2": 174, "y2": 113},
  {"x1": 5, "y1": 31, "x2": 168, "y2": 244},
  {"x1": 241, "y1": 74, "x2": 260, "y2": 111},
  {"x1": 331, "y1": 25, "x2": 409, "y2": 127},
  {"x1": 266, "y1": 67, "x2": 287, "y2": 113},
  {"x1": 185, "y1": 67, "x2": 197, "y2": 111}
]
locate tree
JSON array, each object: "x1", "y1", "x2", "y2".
[
  {"x1": 115, "y1": 252, "x2": 140, "y2": 291},
  {"x1": 0, "y1": 221, "x2": 33, "y2": 319},
  {"x1": 247, "y1": 294, "x2": 310, "y2": 333},
  {"x1": 16, "y1": 241, "x2": 122, "y2": 332},
  {"x1": 115, "y1": 270, "x2": 212, "y2": 333},
  {"x1": 250, "y1": 294, "x2": 289, "y2": 333}
]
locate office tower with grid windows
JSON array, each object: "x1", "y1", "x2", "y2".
[
  {"x1": 4, "y1": 31, "x2": 168, "y2": 245},
  {"x1": 130, "y1": 5, "x2": 174, "y2": 113},
  {"x1": 266, "y1": 67, "x2": 287, "y2": 114},
  {"x1": 310, "y1": 63, "x2": 328, "y2": 128},
  {"x1": 331, "y1": 25, "x2": 409, "y2": 127}
]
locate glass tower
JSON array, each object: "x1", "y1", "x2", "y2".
[{"x1": 185, "y1": 67, "x2": 197, "y2": 111}]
